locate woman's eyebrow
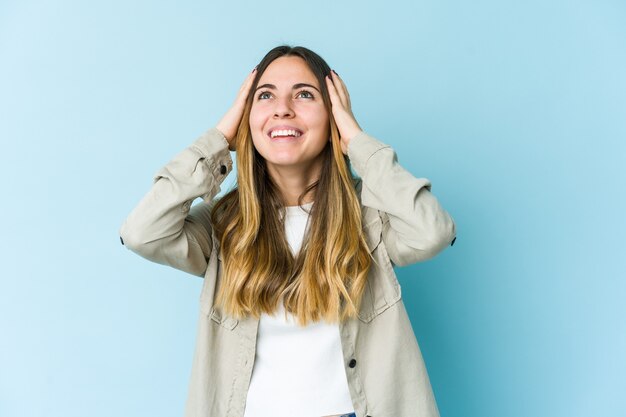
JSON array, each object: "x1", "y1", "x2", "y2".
[{"x1": 255, "y1": 83, "x2": 321, "y2": 93}]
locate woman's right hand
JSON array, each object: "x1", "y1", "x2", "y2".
[{"x1": 216, "y1": 67, "x2": 257, "y2": 151}]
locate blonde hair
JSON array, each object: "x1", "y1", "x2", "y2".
[{"x1": 211, "y1": 46, "x2": 371, "y2": 326}]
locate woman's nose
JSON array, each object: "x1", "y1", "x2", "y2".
[{"x1": 273, "y1": 96, "x2": 294, "y2": 118}]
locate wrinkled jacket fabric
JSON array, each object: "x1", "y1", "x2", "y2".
[{"x1": 120, "y1": 127, "x2": 456, "y2": 417}]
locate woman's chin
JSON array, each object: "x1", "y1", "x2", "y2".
[{"x1": 264, "y1": 156, "x2": 302, "y2": 169}]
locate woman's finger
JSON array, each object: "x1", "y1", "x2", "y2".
[
  {"x1": 325, "y1": 75, "x2": 342, "y2": 110},
  {"x1": 329, "y1": 72, "x2": 348, "y2": 109},
  {"x1": 237, "y1": 67, "x2": 257, "y2": 102},
  {"x1": 330, "y1": 70, "x2": 351, "y2": 109}
]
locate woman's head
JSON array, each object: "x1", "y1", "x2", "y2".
[
  {"x1": 211, "y1": 45, "x2": 371, "y2": 326},
  {"x1": 249, "y1": 54, "x2": 330, "y2": 173},
  {"x1": 237, "y1": 46, "x2": 338, "y2": 189}
]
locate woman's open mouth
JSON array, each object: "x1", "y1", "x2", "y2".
[{"x1": 267, "y1": 128, "x2": 304, "y2": 142}]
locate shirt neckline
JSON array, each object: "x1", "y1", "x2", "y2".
[{"x1": 284, "y1": 201, "x2": 314, "y2": 217}]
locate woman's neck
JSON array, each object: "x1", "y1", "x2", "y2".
[{"x1": 266, "y1": 160, "x2": 320, "y2": 206}]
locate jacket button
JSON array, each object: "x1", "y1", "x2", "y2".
[
  {"x1": 220, "y1": 164, "x2": 227, "y2": 175},
  {"x1": 120, "y1": 236, "x2": 124, "y2": 245},
  {"x1": 450, "y1": 237, "x2": 456, "y2": 246},
  {"x1": 348, "y1": 359, "x2": 357, "y2": 368}
]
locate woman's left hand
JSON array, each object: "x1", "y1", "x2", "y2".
[{"x1": 326, "y1": 70, "x2": 363, "y2": 155}]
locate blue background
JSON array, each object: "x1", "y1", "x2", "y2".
[{"x1": 1, "y1": 1, "x2": 624, "y2": 416}]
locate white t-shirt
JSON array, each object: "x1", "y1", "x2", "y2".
[{"x1": 243, "y1": 202, "x2": 355, "y2": 417}]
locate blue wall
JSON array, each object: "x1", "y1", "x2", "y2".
[{"x1": 1, "y1": 1, "x2": 624, "y2": 416}]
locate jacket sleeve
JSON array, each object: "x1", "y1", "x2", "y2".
[
  {"x1": 347, "y1": 131, "x2": 456, "y2": 267},
  {"x1": 119, "y1": 127, "x2": 233, "y2": 277}
]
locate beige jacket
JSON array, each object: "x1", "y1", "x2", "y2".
[{"x1": 119, "y1": 127, "x2": 456, "y2": 417}]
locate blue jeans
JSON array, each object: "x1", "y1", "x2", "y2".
[{"x1": 339, "y1": 414, "x2": 356, "y2": 417}]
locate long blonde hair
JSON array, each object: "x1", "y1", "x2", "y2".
[{"x1": 211, "y1": 46, "x2": 371, "y2": 326}]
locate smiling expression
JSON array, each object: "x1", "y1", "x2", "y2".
[{"x1": 249, "y1": 56, "x2": 330, "y2": 173}]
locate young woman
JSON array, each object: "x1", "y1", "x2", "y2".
[{"x1": 120, "y1": 45, "x2": 456, "y2": 417}]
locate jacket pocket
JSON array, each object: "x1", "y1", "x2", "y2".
[
  {"x1": 201, "y1": 250, "x2": 239, "y2": 330},
  {"x1": 209, "y1": 306, "x2": 239, "y2": 330},
  {"x1": 357, "y1": 212, "x2": 402, "y2": 323}
]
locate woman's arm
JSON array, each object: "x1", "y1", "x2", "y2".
[
  {"x1": 348, "y1": 131, "x2": 456, "y2": 266},
  {"x1": 119, "y1": 128, "x2": 233, "y2": 277},
  {"x1": 325, "y1": 71, "x2": 455, "y2": 267}
]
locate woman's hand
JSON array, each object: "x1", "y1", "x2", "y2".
[
  {"x1": 216, "y1": 67, "x2": 257, "y2": 151},
  {"x1": 325, "y1": 70, "x2": 363, "y2": 155}
]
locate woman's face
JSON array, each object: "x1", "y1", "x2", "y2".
[{"x1": 249, "y1": 56, "x2": 330, "y2": 172}]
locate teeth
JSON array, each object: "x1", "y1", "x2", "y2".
[{"x1": 271, "y1": 129, "x2": 301, "y2": 138}]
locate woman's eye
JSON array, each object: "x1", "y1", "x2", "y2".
[
  {"x1": 258, "y1": 91, "x2": 271, "y2": 100},
  {"x1": 298, "y1": 90, "x2": 314, "y2": 99}
]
